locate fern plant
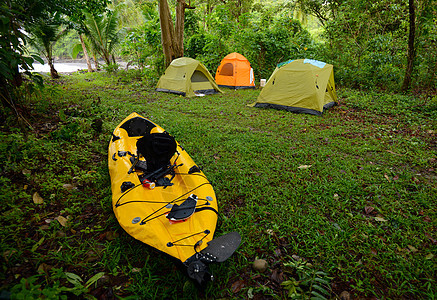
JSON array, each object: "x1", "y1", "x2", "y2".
[{"x1": 281, "y1": 257, "x2": 332, "y2": 299}]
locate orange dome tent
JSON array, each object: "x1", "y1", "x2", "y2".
[{"x1": 215, "y1": 53, "x2": 255, "y2": 89}]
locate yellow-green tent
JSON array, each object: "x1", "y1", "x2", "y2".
[
  {"x1": 156, "y1": 57, "x2": 223, "y2": 97},
  {"x1": 250, "y1": 59, "x2": 337, "y2": 116}
]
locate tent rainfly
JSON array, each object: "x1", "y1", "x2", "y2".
[
  {"x1": 215, "y1": 52, "x2": 255, "y2": 89},
  {"x1": 156, "y1": 57, "x2": 223, "y2": 97},
  {"x1": 250, "y1": 59, "x2": 337, "y2": 116}
]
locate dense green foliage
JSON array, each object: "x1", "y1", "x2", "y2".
[
  {"x1": 112, "y1": 0, "x2": 436, "y2": 92},
  {"x1": 53, "y1": 31, "x2": 81, "y2": 59},
  {"x1": 320, "y1": 0, "x2": 436, "y2": 90},
  {"x1": 120, "y1": 3, "x2": 164, "y2": 81},
  {"x1": 0, "y1": 0, "x2": 108, "y2": 118},
  {"x1": 0, "y1": 71, "x2": 436, "y2": 299}
]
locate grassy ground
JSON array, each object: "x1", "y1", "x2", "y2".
[{"x1": 0, "y1": 70, "x2": 436, "y2": 299}]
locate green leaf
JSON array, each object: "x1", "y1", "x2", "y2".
[
  {"x1": 310, "y1": 290, "x2": 328, "y2": 300},
  {"x1": 31, "y1": 237, "x2": 45, "y2": 252},
  {"x1": 65, "y1": 272, "x2": 83, "y2": 286},
  {"x1": 287, "y1": 284, "x2": 296, "y2": 296},
  {"x1": 22, "y1": 56, "x2": 34, "y2": 66},
  {"x1": 312, "y1": 284, "x2": 329, "y2": 295},
  {"x1": 314, "y1": 277, "x2": 330, "y2": 285},
  {"x1": 281, "y1": 280, "x2": 293, "y2": 286},
  {"x1": 71, "y1": 43, "x2": 84, "y2": 59},
  {"x1": 85, "y1": 272, "x2": 105, "y2": 288},
  {"x1": 301, "y1": 278, "x2": 312, "y2": 286},
  {"x1": 31, "y1": 54, "x2": 45, "y2": 64},
  {"x1": 315, "y1": 271, "x2": 328, "y2": 276}
]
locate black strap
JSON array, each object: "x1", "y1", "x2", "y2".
[{"x1": 195, "y1": 206, "x2": 218, "y2": 215}]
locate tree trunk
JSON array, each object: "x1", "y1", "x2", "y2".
[
  {"x1": 401, "y1": 0, "x2": 416, "y2": 92},
  {"x1": 158, "y1": 0, "x2": 186, "y2": 67},
  {"x1": 48, "y1": 58, "x2": 60, "y2": 79},
  {"x1": 11, "y1": 66, "x2": 23, "y2": 88},
  {"x1": 103, "y1": 53, "x2": 111, "y2": 66},
  {"x1": 159, "y1": 0, "x2": 177, "y2": 67},
  {"x1": 175, "y1": 0, "x2": 186, "y2": 55},
  {"x1": 93, "y1": 54, "x2": 99, "y2": 70},
  {"x1": 80, "y1": 34, "x2": 93, "y2": 72}
]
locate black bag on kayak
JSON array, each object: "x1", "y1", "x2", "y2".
[{"x1": 136, "y1": 132, "x2": 177, "y2": 173}]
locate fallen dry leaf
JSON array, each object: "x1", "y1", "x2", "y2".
[
  {"x1": 407, "y1": 245, "x2": 418, "y2": 253},
  {"x1": 298, "y1": 164, "x2": 312, "y2": 169},
  {"x1": 384, "y1": 174, "x2": 391, "y2": 182},
  {"x1": 425, "y1": 253, "x2": 434, "y2": 260},
  {"x1": 386, "y1": 150, "x2": 403, "y2": 156},
  {"x1": 231, "y1": 280, "x2": 245, "y2": 293},
  {"x1": 375, "y1": 217, "x2": 388, "y2": 222},
  {"x1": 40, "y1": 225, "x2": 50, "y2": 230},
  {"x1": 292, "y1": 254, "x2": 304, "y2": 261},
  {"x1": 37, "y1": 263, "x2": 52, "y2": 274},
  {"x1": 56, "y1": 216, "x2": 68, "y2": 227},
  {"x1": 365, "y1": 206, "x2": 375, "y2": 215},
  {"x1": 63, "y1": 183, "x2": 74, "y2": 191},
  {"x1": 33, "y1": 192, "x2": 44, "y2": 204},
  {"x1": 3, "y1": 250, "x2": 17, "y2": 262},
  {"x1": 105, "y1": 231, "x2": 119, "y2": 241},
  {"x1": 85, "y1": 250, "x2": 99, "y2": 263},
  {"x1": 271, "y1": 269, "x2": 284, "y2": 283}
]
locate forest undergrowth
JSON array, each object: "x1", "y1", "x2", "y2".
[{"x1": 0, "y1": 70, "x2": 436, "y2": 299}]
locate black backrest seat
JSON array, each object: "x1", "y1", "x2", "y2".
[{"x1": 136, "y1": 132, "x2": 177, "y2": 173}]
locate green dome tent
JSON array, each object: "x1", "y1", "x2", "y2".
[
  {"x1": 156, "y1": 57, "x2": 223, "y2": 97},
  {"x1": 250, "y1": 59, "x2": 337, "y2": 116}
]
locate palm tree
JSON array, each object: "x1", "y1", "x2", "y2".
[
  {"x1": 82, "y1": 10, "x2": 124, "y2": 67},
  {"x1": 27, "y1": 17, "x2": 68, "y2": 79}
]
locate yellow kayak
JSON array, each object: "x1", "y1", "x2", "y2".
[
  {"x1": 108, "y1": 112, "x2": 219, "y2": 260},
  {"x1": 109, "y1": 112, "x2": 240, "y2": 285}
]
